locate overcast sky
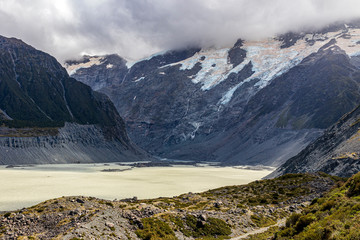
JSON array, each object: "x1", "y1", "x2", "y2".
[{"x1": 0, "y1": 0, "x2": 360, "y2": 63}]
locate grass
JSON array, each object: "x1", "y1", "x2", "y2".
[
  {"x1": 134, "y1": 214, "x2": 231, "y2": 240},
  {"x1": 250, "y1": 214, "x2": 276, "y2": 228},
  {"x1": 135, "y1": 218, "x2": 176, "y2": 240},
  {"x1": 0, "y1": 127, "x2": 59, "y2": 137}
]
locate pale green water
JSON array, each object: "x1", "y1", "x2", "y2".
[{"x1": 0, "y1": 163, "x2": 273, "y2": 211}]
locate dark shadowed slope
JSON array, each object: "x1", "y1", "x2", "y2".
[{"x1": 0, "y1": 35, "x2": 148, "y2": 164}]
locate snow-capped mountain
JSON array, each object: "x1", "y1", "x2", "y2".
[{"x1": 66, "y1": 21, "x2": 360, "y2": 166}]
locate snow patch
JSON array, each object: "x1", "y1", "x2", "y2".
[
  {"x1": 125, "y1": 50, "x2": 168, "y2": 68},
  {"x1": 134, "y1": 77, "x2": 145, "y2": 82},
  {"x1": 65, "y1": 56, "x2": 104, "y2": 75},
  {"x1": 334, "y1": 28, "x2": 360, "y2": 56},
  {"x1": 0, "y1": 109, "x2": 13, "y2": 120},
  {"x1": 190, "y1": 122, "x2": 202, "y2": 140},
  {"x1": 163, "y1": 48, "x2": 238, "y2": 90}
]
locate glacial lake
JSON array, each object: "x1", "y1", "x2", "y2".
[{"x1": 0, "y1": 163, "x2": 273, "y2": 211}]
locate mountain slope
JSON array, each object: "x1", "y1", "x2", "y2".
[
  {"x1": 67, "y1": 22, "x2": 360, "y2": 166},
  {"x1": 268, "y1": 102, "x2": 360, "y2": 178},
  {"x1": 0, "y1": 35, "x2": 147, "y2": 164},
  {"x1": 260, "y1": 172, "x2": 360, "y2": 239}
]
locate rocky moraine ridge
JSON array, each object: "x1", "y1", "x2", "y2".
[
  {"x1": 67, "y1": 21, "x2": 360, "y2": 167},
  {"x1": 0, "y1": 36, "x2": 148, "y2": 164}
]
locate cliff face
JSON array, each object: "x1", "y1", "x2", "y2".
[
  {"x1": 0, "y1": 35, "x2": 148, "y2": 164},
  {"x1": 0, "y1": 123, "x2": 145, "y2": 164},
  {"x1": 68, "y1": 22, "x2": 360, "y2": 166}
]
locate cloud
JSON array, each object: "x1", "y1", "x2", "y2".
[{"x1": 0, "y1": 0, "x2": 359, "y2": 63}]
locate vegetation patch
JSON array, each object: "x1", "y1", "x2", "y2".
[
  {"x1": 183, "y1": 215, "x2": 231, "y2": 239},
  {"x1": 250, "y1": 214, "x2": 276, "y2": 227},
  {"x1": 135, "y1": 217, "x2": 176, "y2": 240},
  {"x1": 268, "y1": 172, "x2": 360, "y2": 239}
]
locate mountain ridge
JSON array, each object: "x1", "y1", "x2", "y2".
[{"x1": 0, "y1": 35, "x2": 148, "y2": 164}]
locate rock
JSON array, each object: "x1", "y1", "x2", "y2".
[
  {"x1": 76, "y1": 198, "x2": 85, "y2": 204},
  {"x1": 289, "y1": 206, "x2": 296, "y2": 212},
  {"x1": 197, "y1": 220, "x2": 206, "y2": 227},
  {"x1": 199, "y1": 214, "x2": 207, "y2": 221},
  {"x1": 214, "y1": 201, "x2": 223, "y2": 208},
  {"x1": 105, "y1": 221, "x2": 115, "y2": 228}
]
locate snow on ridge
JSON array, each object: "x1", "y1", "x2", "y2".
[
  {"x1": 165, "y1": 32, "x2": 339, "y2": 97},
  {"x1": 125, "y1": 50, "x2": 169, "y2": 68},
  {"x1": 65, "y1": 56, "x2": 104, "y2": 75},
  {"x1": 157, "y1": 27, "x2": 360, "y2": 105},
  {"x1": 179, "y1": 48, "x2": 234, "y2": 90},
  {"x1": 334, "y1": 28, "x2": 360, "y2": 57},
  {"x1": 124, "y1": 27, "x2": 360, "y2": 100},
  {"x1": 220, "y1": 28, "x2": 360, "y2": 105},
  {"x1": 162, "y1": 48, "x2": 249, "y2": 91},
  {"x1": 219, "y1": 31, "x2": 349, "y2": 105}
]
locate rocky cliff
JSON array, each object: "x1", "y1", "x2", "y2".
[{"x1": 0, "y1": 35, "x2": 148, "y2": 164}]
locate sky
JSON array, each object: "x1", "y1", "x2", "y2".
[{"x1": 0, "y1": 0, "x2": 360, "y2": 63}]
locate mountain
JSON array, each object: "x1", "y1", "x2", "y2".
[
  {"x1": 268, "y1": 103, "x2": 360, "y2": 178},
  {"x1": 0, "y1": 35, "x2": 148, "y2": 165},
  {"x1": 66, "y1": 21, "x2": 360, "y2": 166}
]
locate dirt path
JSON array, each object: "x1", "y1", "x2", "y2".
[{"x1": 231, "y1": 218, "x2": 286, "y2": 239}]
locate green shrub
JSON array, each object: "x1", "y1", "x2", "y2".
[
  {"x1": 346, "y1": 173, "x2": 360, "y2": 197},
  {"x1": 183, "y1": 215, "x2": 231, "y2": 238},
  {"x1": 294, "y1": 215, "x2": 315, "y2": 233},
  {"x1": 320, "y1": 200, "x2": 336, "y2": 211},
  {"x1": 204, "y1": 218, "x2": 232, "y2": 236},
  {"x1": 135, "y1": 218, "x2": 176, "y2": 240},
  {"x1": 286, "y1": 213, "x2": 301, "y2": 228}
]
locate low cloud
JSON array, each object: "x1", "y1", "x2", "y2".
[{"x1": 0, "y1": 0, "x2": 359, "y2": 62}]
